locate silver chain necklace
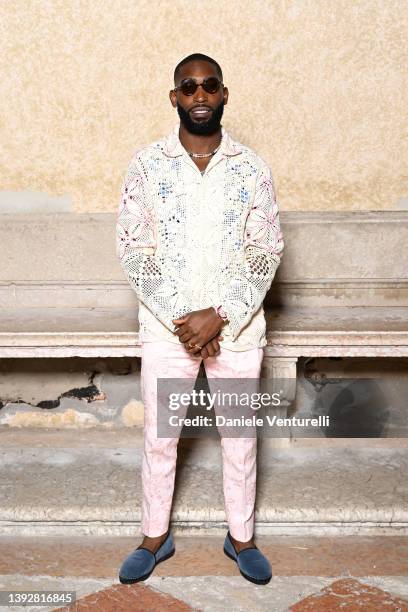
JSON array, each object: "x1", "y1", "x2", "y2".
[{"x1": 187, "y1": 141, "x2": 221, "y2": 159}]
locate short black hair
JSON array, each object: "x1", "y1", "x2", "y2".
[{"x1": 174, "y1": 53, "x2": 223, "y2": 85}]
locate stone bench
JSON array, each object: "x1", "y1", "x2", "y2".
[{"x1": 1, "y1": 211, "x2": 407, "y2": 409}]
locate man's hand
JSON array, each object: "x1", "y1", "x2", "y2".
[
  {"x1": 172, "y1": 307, "x2": 226, "y2": 355},
  {"x1": 200, "y1": 334, "x2": 224, "y2": 359}
]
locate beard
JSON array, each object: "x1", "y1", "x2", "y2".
[{"x1": 176, "y1": 100, "x2": 224, "y2": 136}]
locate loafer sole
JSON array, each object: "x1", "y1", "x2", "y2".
[
  {"x1": 119, "y1": 547, "x2": 175, "y2": 584},
  {"x1": 223, "y1": 547, "x2": 272, "y2": 585}
]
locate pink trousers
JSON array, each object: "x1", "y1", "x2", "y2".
[{"x1": 140, "y1": 340, "x2": 264, "y2": 541}]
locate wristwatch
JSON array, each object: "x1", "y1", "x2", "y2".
[{"x1": 215, "y1": 304, "x2": 229, "y2": 322}]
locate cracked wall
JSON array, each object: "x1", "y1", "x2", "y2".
[
  {"x1": 0, "y1": 358, "x2": 143, "y2": 428},
  {"x1": 0, "y1": 357, "x2": 407, "y2": 437}
]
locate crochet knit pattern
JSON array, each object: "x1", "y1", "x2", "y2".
[{"x1": 116, "y1": 123, "x2": 284, "y2": 351}]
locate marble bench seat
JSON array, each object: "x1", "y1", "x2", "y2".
[
  {"x1": 1, "y1": 306, "x2": 407, "y2": 395},
  {"x1": 1, "y1": 305, "x2": 407, "y2": 359},
  {"x1": 1, "y1": 211, "x2": 407, "y2": 408}
]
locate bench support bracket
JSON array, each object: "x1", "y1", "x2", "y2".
[{"x1": 260, "y1": 356, "x2": 298, "y2": 448}]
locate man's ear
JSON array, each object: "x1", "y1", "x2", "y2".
[
  {"x1": 169, "y1": 90, "x2": 177, "y2": 108},
  {"x1": 223, "y1": 86, "x2": 229, "y2": 106}
]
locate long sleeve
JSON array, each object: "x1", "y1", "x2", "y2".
[
  {"x1": 116, "y1": 155, "x2": 193, "y2": 333},
  {"x1": 217, "y1": 162, "x2": 284, "y2": 341}
]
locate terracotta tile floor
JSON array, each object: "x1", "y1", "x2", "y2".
[
  {"x1": 290, "y1": 578, "x2": 408, "y2": 611},
  {"x1": 1, "y1": 536, "x2": 407, "y2": 610},
  {"x1": 53, "y1": 583, "x2": 193, "y2": 611},
  {"x1": 50, "y1": 578, "x2": 408, "y2": 612},
  {"x1": 1, "y1": 535, "x2": 407, "y2": 577}
]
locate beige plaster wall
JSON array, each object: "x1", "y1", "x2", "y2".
[{"x1": 1, "y1": 0, "x2": 407, "y2": 212}]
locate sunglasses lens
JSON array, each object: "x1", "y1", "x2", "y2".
[
  {"x1": 178, "y1": 77, "x2": 221, "y2": 95},
  {"x1": 180, "y1": 79, "x2": 197, "y2": 95},
  {"x1": 203, "y1": 77, "x2": 221, "y2": 93}
]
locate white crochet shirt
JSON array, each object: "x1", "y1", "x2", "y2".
[{"x1": 116, "y1": 122, "x2": 284, "y2": 351}]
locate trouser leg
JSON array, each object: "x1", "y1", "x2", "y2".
[
  {"x1": 205, "y1": 347, "x2": 264, "y2": 541},
  {"x1": 140, "y1": 340, "x2": 201, "y2": 536}
]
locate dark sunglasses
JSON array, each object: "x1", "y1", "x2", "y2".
[{"x1": 174, "y1": 77, "x2": 223, "y2": 96}]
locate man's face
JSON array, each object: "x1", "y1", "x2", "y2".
[{"x1": 169, "y1": 60, "x2": 229, "y2": 136}]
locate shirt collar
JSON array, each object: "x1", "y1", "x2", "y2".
[{"x1": 161, "y1": 121, "x2": 243, "y2": 158}]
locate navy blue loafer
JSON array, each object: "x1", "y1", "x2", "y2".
[
  {"x1": 119, "y1": 531, "x2": 175, "y2": 584},
  {"x1": 223, "y1": 530, "x2": 272, "y2": 585}
]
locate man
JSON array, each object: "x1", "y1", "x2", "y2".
[{"x1": 116, "y1": 53, "x2": 284, "y2": 585}]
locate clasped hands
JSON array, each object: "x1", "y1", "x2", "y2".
[{"x1": 172, "y1": 307, "x2": 226, "y2": 359}]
